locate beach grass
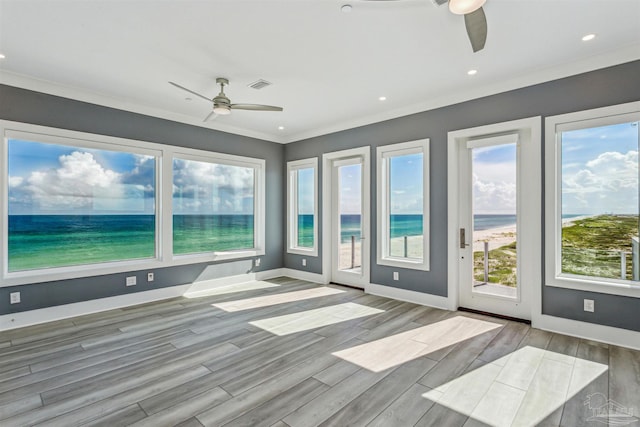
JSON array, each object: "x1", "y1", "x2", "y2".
[
  {"x1": 473, "y1": 240, "x2": 517, "y2": 287},
  {"x1": 561, "y1": 214, "x2": 638, "y2": 279}
]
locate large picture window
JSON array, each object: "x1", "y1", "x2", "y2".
[
  {"x1": 377, "y1": 139, "x2": 429, "y2": 270},
  {"x1": 5, "y1": 133, "x2": 158, "y2": 273},
  {"x1": 172, "y1": 157, "x2": 258, "y2": 255},
  {"x1": 545, "y1": 102, "x2": 640, "y2": 296},
  {"x1": 287, "y1": 158, "x2": 318, "y2": 256},
  {"x1": 1, "y1": 121, "x2": 266, "y2": 285}
]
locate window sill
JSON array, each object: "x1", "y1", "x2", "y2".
[
  {"x1": 286, "y1": 247, "x2": 318, "y2": 257},
  {"x1": 377, "y1": 257, "x2": 429, "y2": 271},
  {"x1": 2, "y1": 248, "x2": 266, "y2": 288},
  {"x1": 547, "y1": 274, "x2": 640, "y2": 298}
]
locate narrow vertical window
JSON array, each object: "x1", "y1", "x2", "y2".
[
  {"x1": 377, "y1": 139, "x2": 429, "y2": 270},
  {"x1": 287, "y1": 158, "x2": 318, "y2": 256}
]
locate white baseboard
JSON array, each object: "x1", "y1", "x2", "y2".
[
  {"x1": 366, "y1": 283, "x2": 451, "y2": 311},
  {"x1": 0, "y1": 268, "x2": 283, "y2": 331},
  {"x1": 0, "y1": 285, "x2": 191, "y2": 331},
  {"x1": 281, "y1": 268, "x2": 327, "y2": 285},
  {"x1": 533, "y1": 314, "x2": 640, "y2": 351}
]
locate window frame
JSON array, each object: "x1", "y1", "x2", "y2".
[
  {"x1": 0, "y1": 120, "x2": 266, "y2": 287},
  {"x1": 544, "y1": 101, "x2": 640, "y2": 298},
  {"x1": 286, "y1": 157, "x2": 318, "y2": 256},
  {"x1": 170, "y1": 150, "x2": 266, "y2": 263},
  {"x1": 376, "y1": 139, "x2": 430, "y2": 271}
]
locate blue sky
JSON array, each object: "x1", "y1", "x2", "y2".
[
  {"x1": 472, "y1": 143, "x2": 517, "y2": 215},
  {"x1": 9, "y1": 140, "x2": 256, "y2": 215},
  {"x1": 172, "y1": 159, "x2": 254, "y2": 215},
  {"x1": 297, "y1": 167, "x2": 314, "y2": 215},
  {"x1": 337, "y1": 153, "x2": 424, "y2": 215},
  {"x1": 390, "y1": 153, "x2": 423, "y2": 215},
  {"x1": 8, "y1": 140, "x2": 156, "y2": 215},
  {"x1": 561, "y1": 121, "x2": 639, "y2": 215}
]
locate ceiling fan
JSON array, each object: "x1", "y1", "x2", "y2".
[
  {"x1": 169, "y1": 78, "x2": 283, "y2": 121},
  {"x1": 364, "y1": 0, "x2": 488, "y2": 53}
]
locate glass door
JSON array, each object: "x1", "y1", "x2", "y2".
[
  {"x1": 458, "y1": 133, "x2": 530, "y2": 319},
  {"x1": 331, "y1": 156, "x2": 369, "y2": 288}
]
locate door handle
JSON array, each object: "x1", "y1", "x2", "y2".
[{"x1": 459, "y1": 228, "x2": 470, "y2": 249}]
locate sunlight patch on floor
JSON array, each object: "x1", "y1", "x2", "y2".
[
  {"x1": 249, "y1": 302, "x2": 384, "y2": 335},
  {"x1": 422, "y1": 346, "x2": 609, "y2": 427},
  {"x1": 332, "y1": 316, "x2": 502, "y2": 372},
  {"x1": 183, "y1": 280, "x2": 280, "y2": 298},
  {"x1": 212, "y1": 287, "x2": 345, "y2": 312}
]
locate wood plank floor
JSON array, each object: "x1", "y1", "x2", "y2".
[{"x1": 1, "y1": 277, "x2": 639, "y2": 427}]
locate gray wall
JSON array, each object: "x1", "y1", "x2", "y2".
[
  {"x1": 284, "y1": 60, "x2": 640, "y2": 332},
  {"x1": 0, "y1": 84, "x2": 284, "y2": 315}
]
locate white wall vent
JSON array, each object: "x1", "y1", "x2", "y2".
[{"x1": 248, "y1": 79, "x2": 272, "y2": 90}]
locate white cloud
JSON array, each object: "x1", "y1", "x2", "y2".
[
  {"x1": 20, "y1": 151, "x2": 121, "y2": 210},
  {"x1": 8, "y1": 151, "x2": 155, "y2": 213},
  {"x1": 563, "y1": 150, "x2": 638, "y2": 214},
  {"x1": 472, "y1": 162, "x2": 516, "y2": 214},
  {"x1": 8, "y1": 176, "x2": 23, "y2": 188},
  {"x1": 172, "y1": 159, "x2": 254, "y2": 214}
]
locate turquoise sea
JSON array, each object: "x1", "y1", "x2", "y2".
[
  {"x1": 8, "y1": 214, "x2": 253, "y2": 272},
  {"x1": 9, "y1": 213, "x2": 582, "y2": 272}
]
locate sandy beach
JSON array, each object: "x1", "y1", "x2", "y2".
[
  {"x1": 473, "y1": 225, "x2": 516, "y2": 251},
  {"x1": 472, "y1": 215, "x2": 594, "y2": 251}
]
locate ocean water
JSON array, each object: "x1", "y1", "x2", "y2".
[
  {"x1": 474, "y1": 214, "x2": 516, "y2": 231},
  {"x1": 8, "y1": 214, "x2": 254, "y2": 272},
  {"x1": 9, "y1": 213, "x2": 583, "y2": 272},
  {"x1": 297, "y1": 214, "x2": 314, "y2": 248}
]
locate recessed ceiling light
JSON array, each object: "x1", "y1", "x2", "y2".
[
  {"x1": 582, "y1": 34, "x2": 596, "y2": 41},
  {"x1": 379, "y1": 96, "x2": 387, "y2": 101},
  {"x1": 341, "y1": 4, "x2": 352, "y2": 13},
  {"x1": 278, "y1": 126, "x2": 285, "y2": 130},
  {"x1": 0, "y1": 54, "x2": 5, "y2": 59},
  {"x1": 467, "y1": 69, "x2": 478, "y2": 76}
]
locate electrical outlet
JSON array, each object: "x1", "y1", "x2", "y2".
[
  {"x1": 9, "y1": 292, "x2": 20, "y2": 304},
  {"x1": 147, "y1": 272, "x2": 154, "y2": 282},
  {"x1": 584, "y1": 299, "x2": 595, "y2": 312},
  {"x1": 302, "y1": 259, "x2": 307, "y2": 266},
  {"x1": 255, "y1": 258, "x2": 261, "y2": 267},
  {"x1": 393, "y1": 272, "x2": 399, "y2": 281},
  {"x1": 126, "y1": 276, "x2": 137, "y2": 287}
]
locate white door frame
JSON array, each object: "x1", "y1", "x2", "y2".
[
  {"x1": 447, "y1": 117, "x2": 541, "y2": 319},
  {"x1": 322, "y1": 146, "x2": 371, "y2": 288}
]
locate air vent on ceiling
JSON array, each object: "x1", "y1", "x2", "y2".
[
  {"x1": 248, "y1": 79, "x2": 272, "y2": 90},
  {"x1": 431, "y1": 0, "x2": 448, "y2": 6}
]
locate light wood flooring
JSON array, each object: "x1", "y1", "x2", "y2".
[{"x1": 0, "y1": 277, "x2": 639, "y2": 426}]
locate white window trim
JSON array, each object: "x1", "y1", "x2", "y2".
[
  {"x1": 545, "y1": 101, "x2": 640, "y2": 298},
  {"x1": 0, "y1": 120, "x2": 266, "y2": 287},
  {"x1": 376, "y1": 139, "x2": 430, "y2": 271},
  {"x1": 286, "y1": 157, "x2": 318, "y2": 256}
]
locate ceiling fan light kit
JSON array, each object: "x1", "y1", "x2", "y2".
[
  {"x1": 170, "y1": 77, "x2": 283, "y2": 121},
  {"x1": 449, "y1": 0, "x2": 486, "y2": 15},
  {"x1": 362, "y1": 0, "x2": 488, "y2": 52}
]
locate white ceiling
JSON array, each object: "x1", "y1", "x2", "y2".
[{"x1": 1, "y1": 0, "x2": 639, "y2": 143}]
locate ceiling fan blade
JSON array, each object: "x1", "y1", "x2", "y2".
[
  {"x1": 464, "y1": 6, "x2": 487, "y2": 53},
  {"x1": 169, "y1": 81, "x2": 213, "y2": 103},
  {"x1": 230, "y1": 104, "x2": 283, "y2": 112},
  {"x1": 203, "y1": 111, "x2": 217, "y2": 122}
]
